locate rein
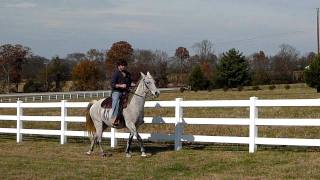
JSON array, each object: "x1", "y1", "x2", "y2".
[
  {"x1": 129, "y1": 91, "x2": 145, "y2": 98},
  {"x1": 129, "y1": 79, "x2": 153, "y2": 99}
]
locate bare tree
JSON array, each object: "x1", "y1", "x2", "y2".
[
  {"x1": 192, "y1": 40, "x2": 217, "y2": 64},
  {"x1": 65, "y1": 52, "x2": 86, "y2": 62},
  {"x1": 86, "y1": 49, "x2": 105, "y2": 61},
  {"x1": 154, "y1": 50, "x2": 168, "y2": 87},
  {"x1": 131, "y1": 49, "x2": 156, "y2": 81},
  {"x1": 192, "y1": 40, "x2": 217, "y2": 80},
  {"x1": 0, "y1": 44, "x2": 31, "y2": 93},
  {"x1": 270, "y1": 44, "x2": 299, "y2": 83},
  {"x1": 249, "y1": 51, "x2": 271, "y2": 85},
  {"x1": 175, "y1": 47, "x2": 190, "y2": 85}
]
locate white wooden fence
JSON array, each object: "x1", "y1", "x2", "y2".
[
  {"x1": 1, "y1": 97, "x2": 320, "y2": 153},
  {"x1": 0, "y1": 88, "x2": 178, "y2": 102}
]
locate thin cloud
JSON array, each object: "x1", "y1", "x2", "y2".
[
  {"x1": 60, "y1": 8, "x2": 166, "y2": 18},
  {"x1": 111, "y1": 21, "x2": 156, "y2": 33},
  {"x1": 5, "y1": 2, "x2": 37, "y2": 8}
]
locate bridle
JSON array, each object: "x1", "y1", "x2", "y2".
[{"x1": 129, "y1": 78, "x2": 154, "y2": 99}]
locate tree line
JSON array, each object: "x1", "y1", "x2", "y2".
[{"x1": 0, "y1": 40, "x2": 319, "y2": 93}]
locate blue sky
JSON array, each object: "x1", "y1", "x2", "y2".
[{"x1": 0, "y1": 0, "x2": 319, "y2": 58}]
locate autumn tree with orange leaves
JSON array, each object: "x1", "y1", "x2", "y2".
[
  {"x1": 106, "y1": 41, "x2": 133, "y2": 78},
  {"x1": 72, "y1": 60, "x2": 104, "y2": 90}
]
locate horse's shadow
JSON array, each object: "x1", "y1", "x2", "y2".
[{"x1": 143, "y1": 143, "x2": 174, "y2": 155}]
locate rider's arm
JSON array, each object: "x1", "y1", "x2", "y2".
[{"x1": 111, "y1": 71, "x2": 120, "y2": 90}]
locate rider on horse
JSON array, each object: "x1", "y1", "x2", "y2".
[{"x1": 110, "y1": 59, "x2": 132, "y2": 127}]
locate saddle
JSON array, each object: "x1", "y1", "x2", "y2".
[{"x1": 101, "y1": 93, "x2": 129, "y2": 109}]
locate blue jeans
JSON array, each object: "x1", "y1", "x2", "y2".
[{"x1": 111, "y1": 91, "x2": 121, "y2": 119}]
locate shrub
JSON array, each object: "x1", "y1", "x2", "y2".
[
  {"x1": 237, "y1": 86, "x2": 244, "y2": 91},
  {"x1": 23, "y1": 80, "x2": 44, "y2": 93},
  {"x1": 252, "y1": 86, "x2": 261, "y2": 91},
  {"x1": 268, "y1": 85, "x2": 276, "y2": 90},
  {"x1": 180, "y1": 87, "x2": 185, "y2": 93},
  {"x1": 284, "y1": 84, "x2": 290, "y2": 90}
]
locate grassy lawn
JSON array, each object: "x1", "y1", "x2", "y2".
[
  {"x1": 1, "y1": 137, "x2": 320, "y2": 179},
  {"x1": 1, "y1": 83, "x2": 320, "y2": 179}
]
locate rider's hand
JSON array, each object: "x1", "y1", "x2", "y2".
[{"x1": 120, "y1": 84, "x2": 127, "y2": 88}]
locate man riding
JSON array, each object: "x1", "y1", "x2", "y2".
[{"x1": 110, "y1": 59, "x2": 132, "y2": 127}]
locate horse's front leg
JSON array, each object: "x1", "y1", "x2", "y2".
[
  {"x1": 125, "y1": 132, "x2": 134, "y2": 158},
  {"x1": 135, "y1": 132, "x2": 146, "y2": 157}
]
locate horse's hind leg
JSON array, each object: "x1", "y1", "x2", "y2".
[
  {"x1": 125, "y1": 132, "x2": 134, "y2": 158},
  {"x1": 86, "y1": 134, "x2": 97, "y2": 155},
  {"x1": 96, "y1": 131, "x2": 106, "y2": 157},
  {"x1": 97, "y1": 122, "x2": 110, "y2": 157}
]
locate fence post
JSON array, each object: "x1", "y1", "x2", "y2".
[
  {"x1": 249, "y1": 97, "x2": 258, "y2": 153},
  {"x1": 16, "y1": 100, "x2": 23, "y2": 143},
  {"x1": 175, "y1": 98, "x2": 183, "y2": 151},
  {"x1": 110, "y1": 128, "x2": 117, "y2": 148},
  {"x1": 60, "y1": 100, "x2": 68, "y2": 144}
]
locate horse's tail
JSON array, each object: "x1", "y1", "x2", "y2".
[{"x1": 85, "y1": 102, "x2": 96, "y2": 135}]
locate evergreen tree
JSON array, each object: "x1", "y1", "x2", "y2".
[
  {"x1": 188, "y1": 65, "x2": 207, "y2": 91},
  {"x1": 304, "y1": 55, "x2": 320, "y2": 92},
  {"x1": 215, "y1": 48, "x2": 251, "y2": 88}
]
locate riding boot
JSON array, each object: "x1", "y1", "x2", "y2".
[{"x1": 111, "y1": 117, "x2": 119, "y2": 127}]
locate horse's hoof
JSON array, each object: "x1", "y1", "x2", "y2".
[
  {"x1": 101, "y1": 152, "x2": 112, "y2": 157},
  {"x1": 101, "y1": 153, "x2": 107, "y2": 157},
  {"x1": 141, "y1": 152, "x2": 147, "y2": 157},
  {"x1": 86, "y1": 151, "x2": 92, "y2": 155},
  {"x1": 126, "y1": 153, "x2": 132, "y2": 158}
]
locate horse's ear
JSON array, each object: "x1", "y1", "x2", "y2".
[
  {"x1": 147, "y1": 71, "x2": 151, "y2": 76},
  {"x1": 140, "y1": 72, "x2": 145, "y2": 77}
]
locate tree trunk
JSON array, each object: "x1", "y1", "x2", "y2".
[{"x1": 317, "y1": 87, "x2": 320, "y2": 93}]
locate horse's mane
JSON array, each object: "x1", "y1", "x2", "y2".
[{"x1": 128, "y1": 76, "x2": 143, "y2": 103}]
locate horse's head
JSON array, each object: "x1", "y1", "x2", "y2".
[{"x1": 140, "y1": 72, "x2": 160, "y2": 98}]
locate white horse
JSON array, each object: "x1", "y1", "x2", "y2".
[{"x1": 85, "y1": 72, "x2": 160, "y2": 157}]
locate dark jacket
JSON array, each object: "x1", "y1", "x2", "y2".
[{"x1": 111, "y1": 69, "x2": 131, "y2": 93}]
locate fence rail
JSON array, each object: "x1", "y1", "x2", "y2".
[
  {"x1": 1, "y1": 97, "x2": 320, "y2": 153},
  {"x1": 0, "y1": 88, "x2": 178, "y2": 102}
]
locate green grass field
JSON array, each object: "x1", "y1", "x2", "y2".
[{"x1": 1, "y1": 84, "x2": 320, "y2": 179}]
